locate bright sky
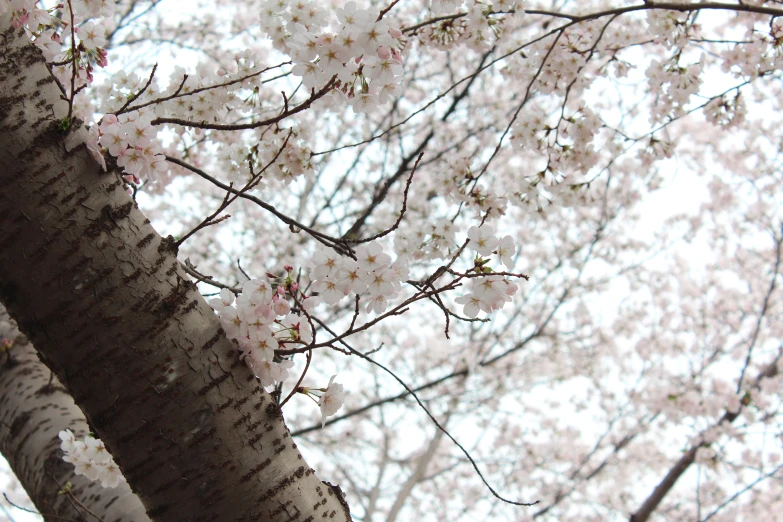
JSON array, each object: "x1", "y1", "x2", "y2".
[{"x1": 0, "y1": 457, "x2": 41, "y2": 522}]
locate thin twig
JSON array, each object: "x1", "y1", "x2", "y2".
[
  {"x1": 151, "y1": 76, "x2": 336, "y2": 130},
  {"x1": 49, "y1": 474, "x2": 105, "y2": 522},
  {"x1": 348, "y1": 151, "x2": 423, "y2": 244},
  {"x1": 306, "y1": 317, "x2": 539, "y2": 507},
  {"x1": 377, "y1": 0, "x2": 401, "y2": 21},
  {"x1": 280, "y1": 350, "x2": 311, "y2": 407},
  {"x1": 65, "y1": 0, "x2": 77, "y2": 126},
  {"x1": 3, "y1": 494, "x2": 75, "y2": 521},
  {"x1": 166, "y1": 156, "x2": 353, "y2": 256},
  {"x1": 116, "y1": 63, "x2": 158, "y2": 114}
]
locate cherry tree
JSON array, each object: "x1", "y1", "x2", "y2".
[{"x1": 1, "y1": 0, "x2": 782, "y2": 521}]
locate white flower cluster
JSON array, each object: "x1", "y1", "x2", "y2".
[
  {"x1": 216, "y1": 128, "x2": 315, "y2": 187},
  {"x1": 428, "y1": 154, "x2": 509, "y2": 217},
  {"x1": 455, "y1": 276, "x2": 519, "y2": 318},
  {"x1": 4, "y1": 2, "x2": 113, "y2": 126},
  {"x1": 6, "y1": 0, "x2": 113, "y2": 39},
  {"x1": 394, "y1": 217, "x2": 458, "y2": 261},
  {"x1": 312, "y1": 227, "x2": 520, "y2": 319},
  {"x1": 209, "y1": 279, "x2": 313, "y2": 387},
  {"x1": 454, "y1": 225, "x2": 519, "y2": 318},
  {"x1": 646, "y1": 9, "x2": 693, "y2": 49},
  {"x1": 260, "y1": 0, "x2": 406, "y2": 113},
  {"x1": 310, "y1": 241, "x2": 410, "y2": 313},
  {"x1": 422, "y1": 0, "x2": 520, "y2": 52},
  {"x1": 258, "y1": 130, "x2": 315, "y2": 185},
  {"x1": 504, "y1": 101, "x2": 604, "y2": 211},
  {"x1": 95, "y1": 70, "x2": 149, "y2": 114},
  {"x1": 0, "y1": 0, "x2": 37, "y2": 18},
  {"x1": 645, "y1": 58, "x2": 704, "y2": 124},
  {"x1": 208, "y1": 280, "x2": 348, "y2": 424},
  {"x1": 93, "y1": 110, "x2": 168, "y2": 183},
  {"x1": 704, "y1": 92, "x2": 747, "y2": 128},
  {"x1": 58, "y1": 429, "x2": 123, "y2": 488}
]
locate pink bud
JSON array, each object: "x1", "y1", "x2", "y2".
[
  {"x1": 15, "y1": 12, "x2": 30, "y2": 28},
  {"x1": 96, "y1": 49, "x2": 108, "y2": 68},
  {"x1": 290, "y1": 282, "x2": 299, "y2": 292},
  {"x1": 217, "y1": 69, "x2": 227, "y2": 76},
  {"x1": 377, "y1": 46, "x2": 391, "y2": 60},
  {"x1": 389, "y1": 28, "x2": 402, "y2": 39},
  {"x1": 284, "y1": 265, "x2": 294, "y2": 272}
]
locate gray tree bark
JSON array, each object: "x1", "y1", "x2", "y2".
[
  {"x1": 0, "y1": 306, "x2": 151, "y2": 522},
  {"x1": 0, "y1": 23, "x2": 351, "y2": 522}
]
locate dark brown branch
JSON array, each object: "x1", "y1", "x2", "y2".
[
  {"x1": 165, "y1": 155, "x2": 353, "y2": 255},
  {"x1": 175, "y1": 130, "x2": 294, "y2": 248},
  {"x1": 377, "y1": 0, "x2": 401, "y2": 21},
  {"x1": 335, "y1": 48, "x2": 493, "y2": 239},
  {"x1": 122, "y1": 61, "x2": 291, "y2": 114},
  {"x1": 348, "y1": 151, "x2": 424, "y2": 244}
]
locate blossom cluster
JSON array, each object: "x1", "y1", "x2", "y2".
[
  {"x1": 58, "y1": 429, "x2": 123, "y2": 488},
  {"x1": 95, "y1": 70, "x2": 157, "y2": 114},
  {"x1": 645, "y1": 57, "x2": 704, "y2": 124},
  {"x1": 260, "y1": 0, "x2": 406, "y2": 113},
  {"x1": 209, "y1": 277, "x2": 311, "y2": 387},
  {"x1": 258, "y1": 129, "x2": 316, "y2": 185},
  {"x1": 505, "y1": 102, "x2": 602, "y2": 211},
  {"x1": 422, "y1": 0, "x2": 520, "y2": 52},
  {"x1": 97, "y1": 62, "x2": 237, "y2": 122},
  {"x1": 454, "y1": 225, "x2": 519, "y2": 317},
  {"x1": 646, "y1": 9, "x2": 694, "y2": 49},
  {"x1": 393, "y1": 217, "x2": 458, "y2": 261},
  {"x1": 428, "y1": 154, "x2": 510, "y2": 218},
  {"x1": 311, "y1": 227, "x2": 520, "y2": 319},
  {"x1": 208, "y1": 276, "x2": 347, "y2": 424},
  {"x1": 704, "y1": 92, "x2": 747, "y2": 128},
  {"x1": 91, "y1": 110, "x2": 168, "y2": 183},
  {"x1": 8, "y1": 1, "x2": 114, "y2": 110},
  {"x1": 212, "y1": 125, "x2": 316, "y2": 188},
  {"x1": 310, "y1": 241, "x2": 410, "y2": 313}
]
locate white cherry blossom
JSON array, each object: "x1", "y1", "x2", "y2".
[{"x1": 318, "y1": 375, "x2": 346, "y2": 427}]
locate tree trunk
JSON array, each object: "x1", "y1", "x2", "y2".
[
  {"x1": 0, "y1": 305, "x2": 151, "y2": 522},
  {"x1": 0, "y1": 23, "x2": 351, "y2": 522}
]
